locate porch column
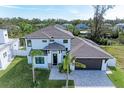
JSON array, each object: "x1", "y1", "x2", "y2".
[{"x1": 58, "y1": 51, "x2": 62, "y2": 64}]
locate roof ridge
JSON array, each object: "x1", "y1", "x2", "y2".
[
  {"x1": 82, "y1": 39, "x2": 113, "y2": 58},
  {"x1": 41, "y1": 31, "x2": 51, "y2": 38},
  {"x1": 54, "y1": 25, "x2": 74, "y2": 38},
  {"x1": 70, "y1": 43, "x2": 83, "y2": 55}
]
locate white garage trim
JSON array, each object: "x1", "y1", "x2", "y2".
[{"x1": 101, "y1": 60, "x2": 107, "y2": 71}]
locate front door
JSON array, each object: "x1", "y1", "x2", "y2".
[{"x1": 53, "y1": 53, "x2": 57, "y2": 65}]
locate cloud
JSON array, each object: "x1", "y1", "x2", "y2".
[
  {"x1": 0, "y1": 5, "x2": 41, "y2": 10},
  {"x1": 0, "y1": 5, "x2": 25, "y2": 9}
]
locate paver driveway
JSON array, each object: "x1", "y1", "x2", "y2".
[{"x1": 49, "y1": 67, "x2": 115, "y2": 88}]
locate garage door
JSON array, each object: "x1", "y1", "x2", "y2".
[{"x1": 75, "y1": 58, "x2": 102, "y2": 70}]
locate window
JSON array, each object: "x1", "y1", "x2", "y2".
[
  {"x1": 50, "y1": 39, "x2": 54, "y2": 42},
  {"x1": 65, "y1": 48, "x2": 68, "y2": 51},
  {"x1": 3, "y1": 52, "x2": 7, "y2": 58},
  {"x1": 27, "y1": 40, "x2": 32, "y2": 47},
  {"x1": 63, "y1": 39, "x2": 68, "y2": 43},
  {"x1": 42, "y1": 40, "x2": 47, "y2": 43},
  {"x1": 35, "y1": 57, "x2": 44, "y2": 64}
]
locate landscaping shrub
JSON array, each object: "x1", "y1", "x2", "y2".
[
  {"x1": 118, "y1": 34, "x2": 124, "y2": 44},
  {"x1": 75, "y1": 62, "x2": 86, "y2": 69},
  {"x1": 57, "y1": 63, "x2": 71, "y2": 73},
  {"x1": 94, "y1": 38, "x2": 108, "y2": 45},
  {"x1": 58, "y1": 63, "x2": 63, "y2": 73},
  {"x1": 111, "y1": 31, "x2": 119, "y2": 39}
]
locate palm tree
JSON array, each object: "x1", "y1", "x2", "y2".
[
  {"x1": 31, "y1": 55, "x2": 36, "y2": 83},
  {"x1": 63, "y1": 53, "x2": 73, "y2": 88},
  {"x1": 63, "y1": 53, "x2": 86, "y2": 88},
  {"x1": 30, "y1": 49, "x2": 44, "y2": 83}
]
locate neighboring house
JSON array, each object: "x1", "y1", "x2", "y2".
[
  {"x1": 0, "y1": 29, "x2": 19, "y2": 70},
  {"x1": 25, "y1": 25, "x2": 116, "y2": 71},
  {"x1": 63, "y1": 23, "x2": 73, "y2": 29},
  {"x1": 80, "y1": 30, "x2": 91, "y2": 37},
  {"x1": 113, "y1": 23, "x2": 124, "y2": 31},
  {"x1": 76, "y1": 23, "x2": 89, "y2": 31}
]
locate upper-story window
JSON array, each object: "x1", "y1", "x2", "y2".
[
  {"x1": 42, "y1": 40, "x2": 47, "y2": 43},
  {"x1": 3, "y1": 52, "x2": 7, "y2": 58},
  {"x1": 63, "y1": 39, "x2": 68, "y2": 43},
  {"x1": 27, "y1": 40, "x2": 32, "y2": 47},
  {"x1": 50, "y1": 39, "x2": 54, "y2": 42}
]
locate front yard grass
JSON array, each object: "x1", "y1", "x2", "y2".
[
  {"x1": 102, "y1": 46, "x2": 124, "y2": 88},
  {"x1": 0, "y1": 56, "x2": 74, "y2": 88},
  {"x1": 108, "y1": 67, "x2": 124, "y2": 88}
]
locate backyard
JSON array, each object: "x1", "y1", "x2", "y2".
[
  {"x1": 102, "y1": 45, "x2": 124, "y2": 88},
  {"x1": 0, "y1": 56, "x2": 74, "y2": 88}
]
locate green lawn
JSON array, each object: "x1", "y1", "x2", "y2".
[
  {"x1": 0, "y1": 56, "x2": 74, "y2": 88},
  {"x1": 102, "y1": 46, "x2": 124, "y2": 88}
]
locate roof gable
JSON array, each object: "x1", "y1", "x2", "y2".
[{"x1": 25, "y1": 25, "x2": 74, "y2": 39}]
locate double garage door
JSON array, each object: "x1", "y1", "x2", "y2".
[{"x1": 75, "y1": 58, "x2": 102, "y2": 70}]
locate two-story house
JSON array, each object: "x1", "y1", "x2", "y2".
[
  {"x1": 25, "y1": 25, "x2": 116, "y2": 71},
  {"x1": 0, "y1": 29, "x2": 19, "y2": 70}
]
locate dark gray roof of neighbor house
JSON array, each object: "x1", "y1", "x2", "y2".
[
  {"x1": 71, "y1": 37, "x2": 113, "y2": 59},
  {"x1": 25, "y1": 25, "x2": 74, "y2": 39},
  {"x1": 43, "y1": 42, "x2": 66, "y2": 50}
]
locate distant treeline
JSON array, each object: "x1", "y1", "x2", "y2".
[{"x1": 0, "y1": 17, "x2": 124, "y2": 38}]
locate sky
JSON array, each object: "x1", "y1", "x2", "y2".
[{"x1": 0, "y1": 5, "x2": 124, "y2": 20}]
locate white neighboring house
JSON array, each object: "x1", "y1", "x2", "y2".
[
  {"x1": 0, "y1": 29, "x2": 19, "y2": 70},
  {"x1": 113, "y1": 23, "x2": 124, "y2": 31},
  {"x1": 25, "y1": 25, "x2": 116, "y2": 71}
]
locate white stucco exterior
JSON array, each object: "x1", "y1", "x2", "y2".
[
  {"x1": 0, "y1": 47, "x2": 11, "y2": 69},
  {"x1": 26, "y1": 38, "x2": 71, "y2": 51},
  {"x1": 0, "y1": 29, "x2": 9, "y2": 44},
  {"x1": 26, "y1": 38, "x2": 69, "y2": 68},
  {"x1": 0, "y1": 41, "x2": 19, "y2": 70},
  {"x1": 0, "y1": 29, "x2": 19, "y2": 70},
  {"x1": 107, "y1": 58, "x2": 116, "y2": 67}
]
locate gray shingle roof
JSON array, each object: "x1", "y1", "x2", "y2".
[
  {"x1": 71, "y1": 37, "x2": 113, "y2": 59},
  {"x1": 25, "y1": 25, "x2": 74, "y2": 39},
  {"x1": 43, "y1": 42, "x2": 66, "y2": 50}
]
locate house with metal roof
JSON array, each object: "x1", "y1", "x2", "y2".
[
  {"x1": 113, "y1": 23, "x2": 124, "y2": 31},
  {"x1": 76, "y1": 23, "x2": 89, "y2": 30},
  {"x1": 25, "y1": 25, "x2": 116, "y2": 70}
]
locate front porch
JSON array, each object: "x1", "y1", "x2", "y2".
[{"x1": 28, "y1": 42, "x2": 67, "y2": 69}]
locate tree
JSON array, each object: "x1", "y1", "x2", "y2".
[
  {"x1": 63, "y1": 53, "x2": 73, "y2": 88},
  {"x1": 30, "y1": 49, "x2": 45, "y2": 84},
  {"x1": 71, "y1": 19, "x2": 81, "y2": 25},
  {"x1": 91, "y1": 5, "x2": 114, "y2": 40},
  {"x1": 66, "y1": 24, "x2": 80, "y2": 36}
]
